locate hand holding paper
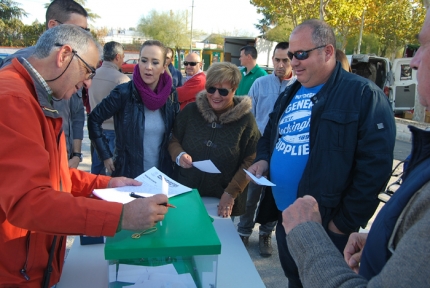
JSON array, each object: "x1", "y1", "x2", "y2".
[
  {"x1": 243, "y1": 169, "x2": 276, "y2": 186},
  {"x1": 192, "y1": 160, "x2": 221, "y2": 173},
  {"x1": 93, "y1": 167, "x2": 192, "y2": 204}
]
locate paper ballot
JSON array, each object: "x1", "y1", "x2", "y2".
[
  {"x1": 93, "y1": 167, "x2": 192, "y2": 204},
  {"x1": 243, "y1": 169, "x2": 276, "y2": 186},
  {"x1": 192, "y1": 160, "x2": 221, "y2": 173}
]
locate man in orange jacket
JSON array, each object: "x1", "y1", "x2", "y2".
[{"x1": 0, "y1": 25, "x2": 168, "y2": 287}]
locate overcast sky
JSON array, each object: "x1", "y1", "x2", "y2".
[{"x1": 17, "y1": 0, "x2": 262, "y2": 36}]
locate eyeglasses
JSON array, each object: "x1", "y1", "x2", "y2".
[
  {"x1": 54, "y1": 43, "x2": 96, "y2": 80},
  {"x1": 287, "y1": 45, "x2": 327, "y2": 61},
  {"x1": 54, "y1": 19, "x2": 90, "y2": 32},
  {"x1": 73, "y1": 51, "x2": 96, "y2": 80},
  {"x1": 207, "y1": 87, "x2": 233, "y2": 96},
  {"x1": 184, "y1": 61, "x2": 200, "y2": 66}
]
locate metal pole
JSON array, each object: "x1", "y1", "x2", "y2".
[{"x1": 190, "y1": 0, "x2": 194, "y2": 53}]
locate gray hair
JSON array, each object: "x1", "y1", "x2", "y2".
[
  {"x1": 295, "y1": 19, "x2": 336, "y2": 48},
  {"x1": 103, "y1": 41, "x2": 124, "y2": 61},
  {"x1": 33, "y1": 24, "x2": 101, "y2": 59}
]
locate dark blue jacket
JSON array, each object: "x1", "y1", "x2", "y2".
[
  {"x1": 360, "y1": 126, "x2": 430, "y2": 279},
  {"x1": 88, "y1": 81, "x2": 179, "y2": 178},
  {"x1": 168, "y1": 63, "x2": 183, "y2": 88},
  {"x1": 256, "y1": 62, "x2": 396, "y2": 234}
]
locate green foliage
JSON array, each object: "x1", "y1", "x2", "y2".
[
  {"x1": 0, "y1": 0, "x2": 27, "y2": 20},
  {"x1": 205, "y1": 34, "x2": 225, "y2": 45},
  {"x1": 251, "y1": 0, "x2": 426, "y2": 58},
  {"x1": 137, "y1": 10, "x2": 190, "y2": 49},
  {"x1": 344, "y1": 33, "x2": 381, "y2": 54},
  {"x1": 266, "y1": 23, "x2": 293, "y2": 42},
  {"x1": 255, "y1": 12, "x2": 272, "y2": 38},
  {"x1": 0, "y1": 0, "x2": 30, "y2": 46}
]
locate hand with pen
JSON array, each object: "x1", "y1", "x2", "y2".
[{"x1": 122, "y1": 194, "x2": 168, "y2": 231}]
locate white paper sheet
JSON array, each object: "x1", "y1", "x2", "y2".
[
  {"x1": 116, "y1": 264, "x2": 146, "y2": 283},
  {"x1": 192, "y1": 160, "x2": 221, "y2": 173},
  {"x1": 93, "y1": 167, "x2": 192, "y2": 204},
  {"x1": 130, "y1": 263, "x2": 196, "y2": 288},
  {"x1": 243, "y1": 169, "x2": 276, "y2": 186}
]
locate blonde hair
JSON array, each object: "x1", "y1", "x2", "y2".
[
  {"x1": 205, "y1": 62, "x2": 242, "y2": 91},
  {"x1": 336, "y1": 49, "x2": 351, "y2": 72}
]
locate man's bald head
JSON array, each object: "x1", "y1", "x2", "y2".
[{"x1": 184, "y1": 52, "x2": 202, "y2": 76}]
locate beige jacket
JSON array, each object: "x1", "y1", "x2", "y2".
[{"x1": 89, "y1": 61, "x2": 130, "y2": 130}]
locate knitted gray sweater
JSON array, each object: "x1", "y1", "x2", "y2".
[{"x1": 287, "y1": 181, "x2": 430, "y2": 287}]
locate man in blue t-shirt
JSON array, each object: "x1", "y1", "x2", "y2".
[
  {"x1": 270, "y1": 84, "x2": 323, "y2": 211},
  {"x1": 247, "y1": 19, "x2": 395, "y2": 287}
]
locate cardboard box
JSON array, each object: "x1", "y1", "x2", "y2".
[{"x1": 404, "y1": 111, "x2": 414, "y2": 120}]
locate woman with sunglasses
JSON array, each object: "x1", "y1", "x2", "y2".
[
  {"x1": 88, "y1": 40, "x2": 179, "y2": 178},
  {"x1": 168, "y1": 62, "x2": 260, "y2": 218}
]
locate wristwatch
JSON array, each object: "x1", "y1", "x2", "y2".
[{"x1": 72, "y1": 152, "x2": 83, "y2": 162}]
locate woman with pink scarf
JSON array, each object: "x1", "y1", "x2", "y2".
[{"x1": 88, "y1": 40, "x2": 179, "y2": 178}]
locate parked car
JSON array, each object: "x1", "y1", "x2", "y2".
[
  {"x1": 0, "y1": 53, "x2": 10, "y2": 60},
  {"x1": 349, "y1": 54, "x2": 416, "y2": 114},
  {"x1": 121, "y1": 59, "x2": 138, "y2": 74}
]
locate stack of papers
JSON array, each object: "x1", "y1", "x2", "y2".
[{"x1": 93, "y1": 167, "x2": 192, "y2": 204}]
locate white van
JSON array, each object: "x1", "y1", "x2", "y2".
[
  {"x1": 349, "y1": 54, "x2": 416, "y2": 114},
  {"x1": 388, "y1": 58, "x2": 416, "y2": 113}
]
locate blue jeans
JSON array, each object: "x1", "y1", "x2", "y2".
[
  {"x1": 275, "y1": 211, "x2": 349, "y2": 287},
  {"x1": 237, "y1": 182, "x2": 277, "y2": 236},
  {"x1": 91, "y1": 129, "x2": 115, "y2": 175}
]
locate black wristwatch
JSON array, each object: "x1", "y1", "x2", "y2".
[{"x1": 72, "y1": 152, "x2": 83, "y2": 162}]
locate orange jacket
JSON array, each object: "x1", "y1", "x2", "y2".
[
  {"x1": 0, "y1": 58, "x2": 123, "y2": 287},
  {"x1": 176, "y1": 72, "x2": 206, "y2": 110}
]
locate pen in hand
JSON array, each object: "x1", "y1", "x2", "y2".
[{"x1": 129, "y1": 192, "x2": 177, "y2": 208}]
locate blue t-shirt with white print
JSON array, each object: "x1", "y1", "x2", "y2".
[{"x1": 270, "y1": 84, "x2": 324, "y2": 211}]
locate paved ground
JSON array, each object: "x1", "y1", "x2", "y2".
[{"x1": 69, "y1": 122, "x2": 411, "y2": 287}]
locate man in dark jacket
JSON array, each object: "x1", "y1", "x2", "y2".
[
  {"x1": 247, "y1": 19, "x2": 396, "y2": 287},
  {"x1": 281, "y1": 5, "x2": 430, "y2": 287},
  {"x1": 166, "y1": 47, "x2": 183, "y2": 88}
]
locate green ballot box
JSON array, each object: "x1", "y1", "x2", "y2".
[{"x1": 105, "y1": 189, "x2": 221, "y2": 287}]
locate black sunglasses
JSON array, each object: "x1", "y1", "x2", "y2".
[
  {"x1": 55, "y1": 19, "x2": 90, "y2": 32},
  {"x1": 184, "y1": 61, "x2": 200, "y2": 66},
  {"x1": 287, "y1": 45, "x2": 326, "y2": 60},
  {"x1": 207, "y1": 87, "x2": 232, "y2": 96},
  {"x1": 54, "y1": 43, "x2": 96, "y2": 80}
]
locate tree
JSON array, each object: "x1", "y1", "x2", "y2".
[
  {"x1": 20, "y1": 20, "x2": 45, "y2": 46},
  {"x1": 0, "y1": 0, "x2": 27, "y2": 19},
  {"x1": 365, "y1": 0, "x2": 425, "y2": 59},
  {"x1": 0, "y1": 0, "x2": 27, "y2": 46},
  {"x1": 255, "y1": 12, "x2": 272, "y2": 39},
  {"x1": 205, "y1": 34, "x2": 225, "y2": 46},
  {"x1": 266, "y1": 23, "x2": 293, "y2": 42},
  {"x1": 92, "y1": 26, "x2": 109, "y2": 45},
  {"x1": 137, "y1": 10, "x2": 191, "y2": 70},
  {"x1": 250, "y1": 0, "x2": 426, "y2": 55}
]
